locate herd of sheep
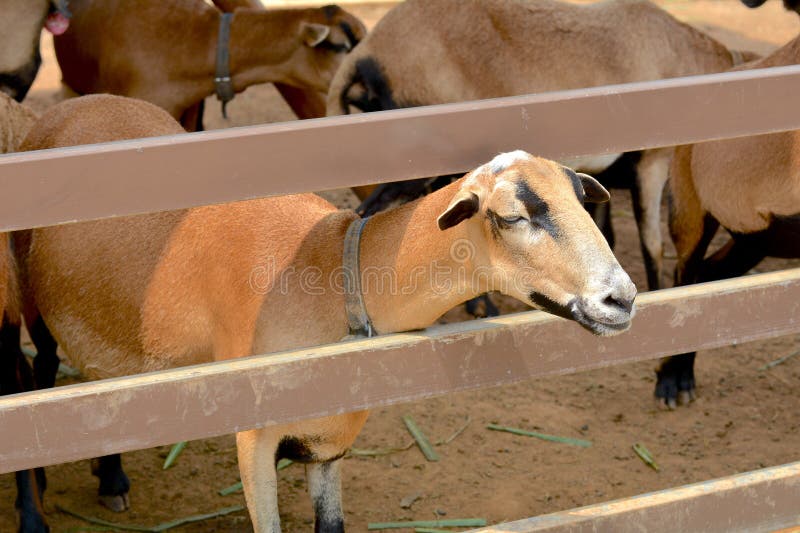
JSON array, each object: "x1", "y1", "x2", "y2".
[{"x1": 1, "y1": 0, "x2": 798, "y2": 531}]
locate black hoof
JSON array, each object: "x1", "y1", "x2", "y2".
[
  {"x1": 655, "y1": 353, "x2": 696, "y2": 409},
  {"x1": 315, "y1": 517, "x2": 345, "y2": 533},
  {"x1": 98, "y1": 493, "x2": 130, "y2": 512},
  {"x1": 91, "y1": 456, "x2": 131, "y2": 512}
]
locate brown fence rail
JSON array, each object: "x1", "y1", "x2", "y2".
[
  {"x1": 2, "y1": 268, "x2": 800, "y2": 473},
  {"x1": 1, "y1": 65, "x2": 800, "y2": 230},
  {"x1": 1, "y1": 66, "x2": 800, "y2": 528},
  {"x1": 474, "y1": 461, "x2": 800, "y2": 532}
]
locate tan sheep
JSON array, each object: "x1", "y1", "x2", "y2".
[
  {"x1": 7, "y1": 94, "x2": 635, "y2": 532},
  {"x1": 327, "y1": 0, "x2": 754, "y2": 291},
  {"x1": 659, "y1": 31, "x2": 800, "y2": 408}
]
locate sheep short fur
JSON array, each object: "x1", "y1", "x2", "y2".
[
  {"x1": 326, "y1": 0, "x2": 750, "y2": 291},
  {"x1": 9, "y1": 94, "x2": 636, "y2": 532},
  {"x1": 656, "y1": 30, "x2": 800, "y2": 409}
]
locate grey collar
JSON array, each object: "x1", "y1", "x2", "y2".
[
  {"x1": 215, "y1": 13, "x2": 235, "y2": 118},
  {"x1": 343, "y1": 216, "x2": 375, "y2": 338}
]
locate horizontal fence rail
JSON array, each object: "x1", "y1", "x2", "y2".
[
  {"x1": 2, "y1": 66, "x2": 800, "y2": 230},
  {"x1": 473, "y1": 461, "x2": 800, "y2": 533},
  {"x1": 1, "y1": 268, "x2": 799, "y2": 473}
]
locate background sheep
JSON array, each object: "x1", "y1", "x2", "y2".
[
  {"x1": 53, "y1": 0, "x2": 365, "y2": 130},
  {"x1": 327, "y1": 0, "x2": 754, "y2": 292}
]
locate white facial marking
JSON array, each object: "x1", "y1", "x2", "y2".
[{"x1": 489, "y1": 150, "x2": 532, "y2": 174}]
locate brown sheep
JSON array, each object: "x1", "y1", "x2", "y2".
[
  {"x1": 0, "y1": 92, "x2": 39, "y2": 320},
  {"x1": 660, "y1": 32, "x2": 800, "y2": 408},
  {"x1": 53, "y1": 0, "x2": 365, "y2": 130},
  {"x1": 327, "y1": 0, "x2": 753, "y2": 291},
  {"x1": 6, "y1": 94, "x2": 635, "y2": 532},
  {"x1": 0, "y1": 91, "x2": 41, "y2": 533},
  {"x1": 210, "y1": 0, "x2": 329, "y2": 120}
]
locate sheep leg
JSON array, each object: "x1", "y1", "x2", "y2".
[
  {"x1": 696, "y1": 235, "x2": 766, "y2": 282},
  {"x1": 631, "y1": 148, "x2": 671, "y2": 290},
  {"x1": 90, "y1": 455, "x2": 131, "y2": 512},
  {"x1": 657, "y1": 237, "x2": 766, "y2": 408},
  {"x1": 308, "y1": 460, "x2": 345, "y2": 533},
  {"x1": 30, "y1": 314, "x2": 131, "y2": 512},
  {"x1": 465, "y1": 294, "x2": 499, "y2": 318},
  {"x1": 237, "y1": 428, "x2": 283, "y2": 533},
  {"x1": 656, "y1": 148, "x2": 719, "y2": 408},
  {"x1": 656, "y1": 213, "x2": 718, "y2": 408},
  {"x1": 0, "y1": 318, "x2": 49, "y2": 532}
]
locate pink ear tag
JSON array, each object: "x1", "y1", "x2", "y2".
[{"x1": 45, "y1": 12, "x2": 70, "y2": 35}]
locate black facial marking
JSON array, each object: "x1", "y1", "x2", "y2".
[
  {"x1": 785, "y1": 0, "x2": 800, "y2": 12},
  {"x1": 0, "y1": 52, "x2": 42, "y2": 102},
  {"x1": 315, "y1": 40, "x2": 351, "y2": 53},
  {"x1": 339, "y1": 57, "x2": 414, "y2": 114},
  {"x1": 562, "y1": 168, "x2": 585, "y2": 203},
  {"x1": 515, "y1": 180, "x2": 559, "y2": 238},
  {"x1": 340, "y1": 21, "x2": 360, "y2": 47},
  {"x1": 529, "y1": 292, "x2": 574, "y2": 321},
  {"x1": 314, "y1": 6, "x2": 359, "y2": 53}
]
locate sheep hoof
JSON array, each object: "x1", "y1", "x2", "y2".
[
  {"x1": 654, "y1": 353, "x2": 695, "y2": 409},
  {"x1": 678, "y1": 390, "x2": 696, "y2": 406},
  {"x1": 98, "y1": 493, "x2": 130, "y2": 512}
]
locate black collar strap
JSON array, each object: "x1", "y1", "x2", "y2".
[
  {"x1": 215, "y1": 13, "x2": 235, "y2": 118},
  {"x1": 343, "y1": 216, "x2": 375, "y2": 338}
]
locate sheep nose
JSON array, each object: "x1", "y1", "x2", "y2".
[
  {"x1": 602, "y1": 292, "x2": 634, "y2": 313},
  {"x1": 600, "y1": 269, "x2": 637, "y2": 314}
]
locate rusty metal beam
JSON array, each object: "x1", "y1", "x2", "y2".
[
  {"x1": 2, "y1": 66, "x2": 800, "y2": 230},
  {"x1": 1, "y1": 269, "x2": 800, "y2": 473},
  {"x1": 473, "y1": 462, "x2": 800, "y2": 533}
]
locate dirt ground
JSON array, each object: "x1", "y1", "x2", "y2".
[{"x1": 2, "y1": 1, "x2": 800, "y2": 531}]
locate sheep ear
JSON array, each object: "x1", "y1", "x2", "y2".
[
  {"x1": 577, "y1": 172, "x2": 610, "y2": 204},
  {"x1": 302, "y1": 23, "x2": 331, "y2": 47},
  {"x1": 438, "y1": 190, "x2": 480, "y2": 230}
]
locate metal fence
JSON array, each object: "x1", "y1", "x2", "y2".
[{"x1": 2, "y1": 65, "x2": 800, "y2": 530}]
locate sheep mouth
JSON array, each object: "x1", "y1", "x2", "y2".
[
  {"x1": 530, "y1": 291, "x2": 632, "y2": 337},
  {"x1": 572, "y1": 307, "x2": 632, "y2": 336}
]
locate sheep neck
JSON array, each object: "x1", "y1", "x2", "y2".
[
  {"x1": 358, "y1": 183, "x2": 490, "y2": 333},
  {"x1": 226, "y1": 9, "x2": 310, "y2": 89}
]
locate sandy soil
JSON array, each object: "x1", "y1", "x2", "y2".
[{"x1": 2, "y1": 1, "x2": 800, "y2": 531}]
